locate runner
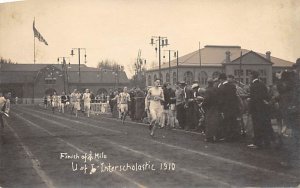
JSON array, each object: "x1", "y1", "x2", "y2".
[
  {"x1": 70, "y1": 89, "x2": 77, "y2": 114},
  {"x1": 118, "y1": 87, "x2": 131, "y2": 124},
  {"x1": 82, "y1": 89, "x2": 91, "y2": 117},
  {"x1": 51, "y1": 92, "x2": 58, "y2": 113},
  {"x1": 0, "y1": 92, "x2": 11, "y2": 143},
  {"x1": 74, "y1": 90, "x2": 82, "y2": 118},
  {"x1": 61, "y1": 92, "x2": 68, "y2": 114},
  {"x1": 145, "y1": 79, "x2": 164, "y2": 137}
]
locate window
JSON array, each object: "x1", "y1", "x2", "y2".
[
  {"x1": 184, "y1": 71, "x2": 193, "y2": 85},
  {"x1": 148, "y1": 75, "x2": 152, "y2": 86},
  {"x1": 153, "y1": 74, "x2": 157, "y2": 82},
  {"x1": 246, "y1": 78, "x2": 249, "y2": 84},
  {"x1": 259, "y1": 69, "x2": 266, "y2": 76},
  {"x1": 198, "y1": 71, "x2": 208, "y2": 86},
  {"x1": 173, "y1": 72, "x2": 177, "y2": 85},
  {"x1": 166, "y1": 73, "x2": 170, "y2": 83},
  {"x1": 246, "y1": 69, "x2": 252, "y2": 76},
  {"x1": 234, "y1": 69, "x2": 244, "y2": 76}
]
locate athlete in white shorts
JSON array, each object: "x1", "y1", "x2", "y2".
[
  {"x1": 82, "y1": 89, "x2": 91, "y2": 117},
  {"x1": 118, "y1": 87, "x2": 131, "y2": 124},
  {"x1": 145, "y1": 79, "x2": 164, "y2": 136}
]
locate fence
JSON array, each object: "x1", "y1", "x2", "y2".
[{"x1": 90, "y1": 102, "x2": 110, "y2": 115}]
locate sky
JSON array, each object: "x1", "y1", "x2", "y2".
[{"x1": 0, "y1": 0, "x2": 299, "y2": 78}]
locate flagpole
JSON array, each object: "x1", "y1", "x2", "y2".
[
  {"x1": 199, "y1": 42, "x2": 201, "y2": 69},
  {"x1": 33, "y1": 17, "x2": 36, "y2": 64},
  {"x1": 198, "y1": 42, "x2": 201, "y2": 83},
  {"x1": 239, "y1": 51, "x2": 242, "y2": 86},
  {"x1": 34, "y1": 34, "x2": 36, "y2": 64}
]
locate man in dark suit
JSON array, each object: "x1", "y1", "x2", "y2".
[
  {"x1": 175, "y1": 81, "x2": 186, "y2": 129},
  {"x1": 218, "y1": 73, "x2": 240, "y2": 141},
  {"x1": 184, "y1": 83, "x2": 196, "y2": 130},
  {"x1": 248, "y1": 71, "x2": 273, "y2": 148}
]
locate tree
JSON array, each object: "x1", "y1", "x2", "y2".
[
  {"x1": 97, "y1": 59, "x2": 124, "y2": 71},
  {"x1": 0, "y1": 57, "x2": 17, "y2": 64}
]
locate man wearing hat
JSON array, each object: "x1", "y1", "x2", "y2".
[{"x1": 218, "y1": 73, "x2": 241, "y2": 141}]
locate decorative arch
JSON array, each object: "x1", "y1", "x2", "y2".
[
  {"x1": 184, "y1": 71, "x2": 193, "y2": 85},
  {"x1": 166, "y1": 73, "x2": 170, "y2": 83},
  {"x1": 148, "y1": 75, "x2": 152, "y2": 86},
  {"x1": 198, "y1": 71, "x2": 208, "y2": 85},
  {"x1": 173, "y1": 72, "x2": 177, "y2": 85}
]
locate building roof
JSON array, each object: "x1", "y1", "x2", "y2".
[
  {"x1": 150, "y1": 45, "x2": 294, "y2": 70},
  {"x1": 0, "y1": 64, "x2": 129, "y2": 84},
  {"x1": 0, "y1": 63, "x2": 96, "y2": 72},
  {"x1": 67, "y1": 70, "x2": 129, "y2": 84}
]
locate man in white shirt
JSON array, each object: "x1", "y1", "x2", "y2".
[
  {"x1": 118, "y1": 87, "x2": 131, "y2": 124},
  {"x1": 82, "y1": 89, "x2": 91, "y2": 117}
]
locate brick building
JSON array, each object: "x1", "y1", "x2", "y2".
[
  {"x1": 0, "y1": 63, "x2": 129, "y2": 103},
  {"x1": 146, "y1": 45, "x2": 295, "y2": 87}
]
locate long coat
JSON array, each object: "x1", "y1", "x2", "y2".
[{"x1": 203, "y1": 86, "x2": 220, "y2": 139}]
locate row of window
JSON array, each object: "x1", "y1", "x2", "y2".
[
  {"x1": 147, "y1": 71, "x2": 219, "y2": 86},
  {"x1": 148, "y1": 69, "x2": 269, "y2": 86},
  {"x1": 234, "y1": 69, "x2": 267, "y2": 77},
  {"x1": 234, "y1": 69, "x2": 267, "y2": 84}
]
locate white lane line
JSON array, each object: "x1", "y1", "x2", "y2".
[
  {"x1": 19, "y1": 107, "x2": 300, "y2": 180},
  {"x1": 102, "y1": 116, "x2": 203, "y2": 135},
  {"x1": 5, "y1": 118, "x2": 55, "y2": 188},
  {"x1": 12, "y1": 112, "x2": 147, "y2": 188},
  {"x1": 16, "y1": 110, "x2": 232, "y2": 187}
]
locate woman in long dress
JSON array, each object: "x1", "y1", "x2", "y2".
[{"x1": 145, "y1": 79, "x2": 164, "y2": 137}]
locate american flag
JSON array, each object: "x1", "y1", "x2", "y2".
[{"x1": 33, "y1": 20, "x2": 48, "y2": 46}]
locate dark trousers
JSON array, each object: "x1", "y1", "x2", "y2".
[
  {"x1": 222, "y1": 115, "x2": 240, "y2": 141},
  {"x1": 0, "y1": 115, "x2": 3, "y2": 129},
  {"x1": 252, "y1": 113, "x2": 273, "y2": 147},
  {"x1": 176, "y1": 104, "x2": 185, "y2": 129},
  {"x1": 185, "y1": 103, "x2": 195, "y2": 130}
]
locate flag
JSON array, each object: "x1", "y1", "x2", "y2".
[{"x1": 33, "y1": 20, "x2": 48, "y2": 45}]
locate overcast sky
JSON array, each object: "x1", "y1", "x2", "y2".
[{"x1": 0, "y1": 0, "x2": 299, "y2": 77}]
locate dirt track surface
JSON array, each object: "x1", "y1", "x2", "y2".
[{"x1": 0, "y1": 105, "x2": 299, "y2": 188}]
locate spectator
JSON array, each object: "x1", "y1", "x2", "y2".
[
  {"x1": 248, "y1": 71, "x2": 273, "y2": 149},
  {"x1": 175, "y1": 81, "x2": 186, "y2": 129}
]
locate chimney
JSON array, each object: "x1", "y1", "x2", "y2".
[
  {"x1": 225, "y1": 51, "x2": 231, "y2": 63},
  {"x1": 266, "y1": 51, "x2": 271, "y2": 61}
]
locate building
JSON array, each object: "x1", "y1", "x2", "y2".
[
  {"x1": 0, "y1": 63, "x2": 129, "y2": 103},
  {"x1": 146, "y1": 45, "x2": 295, "y2": 87}
]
